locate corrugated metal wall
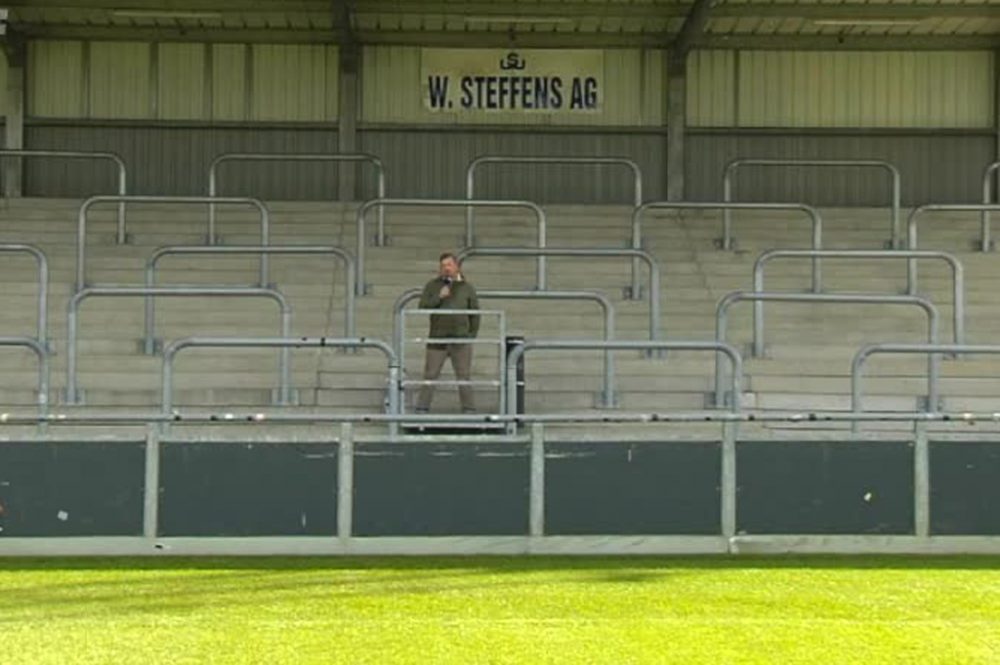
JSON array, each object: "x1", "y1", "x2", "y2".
[
  {"x1": 737, "y1": 51, "x2": 993, "y2": 128},
  {"x1": 24, "y1": 124, "x2": 340, "y2": 199},
  {"x1": 687, "y1": 50, "x2": 995, "y2": 128},
  {"x1": 687, "y1": 131, "x2": 995, "y2": 205},
  {"x1": 362, "y1": 46, "x2": 665, "y2": 127},
  {"x1": 359, "y1": 129, "x2": 666, "y2": 202},
  {"x1": 26, "y1": 41, "x2": 339, "y2": 123}
]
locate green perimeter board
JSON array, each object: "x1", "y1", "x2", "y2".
[
  {"x1": 930, "y1": 441, "x2": 1000, "y2": 535},
  {"x1": 353, "y1": 442, "x2": 530, "y2": 536},
  {"x1": 158, "y1": 442, "x2": 338, "y2": 537},
  {"x1": 544, "y1": 441, "x2": 721, "y2": 535},
  {"x1": 0, "y1": 441, "x2": 144, "y2": 537},
  {"x1": 737, "y1": 441, "x2": 915, "y2": 535}
]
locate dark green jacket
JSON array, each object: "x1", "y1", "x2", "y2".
[{"x1": 419, "y1": 276, "x2": 480, "y2": 340}]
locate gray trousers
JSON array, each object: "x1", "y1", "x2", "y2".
[{"x1": 417, "y1": 343, "x2": 474, "y2": 412}]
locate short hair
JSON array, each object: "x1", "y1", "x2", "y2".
[{"x1": 439, "y1": 252, "x2": 460, "y2": 264}]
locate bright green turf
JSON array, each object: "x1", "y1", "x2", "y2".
[{"x1": 1, "y1": 556, "x2": 999, "y2": 664}]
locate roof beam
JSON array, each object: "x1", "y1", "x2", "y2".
[
  {"x1": 8, "y1": 1, "x2": 1000, "y2": 21},
  {"x1": 11, "y1": 23, "x2": 1000, "y2": 51},
  {"x1": 671, "y1": 0, "x2": 715, "y2": 71}
]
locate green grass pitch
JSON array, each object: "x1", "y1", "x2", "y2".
[{"x1": 1, "y1": 556, "x2": 999, "y2": 664}]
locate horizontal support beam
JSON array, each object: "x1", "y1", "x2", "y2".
[
  {"x1": 12, "y1": 23, "x2": 999, "y2": 50},
  {"x1": 11, "y1": 1, "x2": 1000, "y2": 21}
]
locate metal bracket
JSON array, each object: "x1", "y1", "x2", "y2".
[
  {"x1": 270, "y1": 387, "x2": 301, "y2": 407},
  {"x1": 62, "y1": 387, "x2": 84, "y2": 405},
  {"x1": 971, "y1": 238, "x2": 995, "y2": 252},
  {"x1": 373, "y1": 234, "x2": 391, "y2": 247},
  {"x1": 139, "y1": 338, "x2": 163, "y2": 356},
  {"x1": 917, "y1": 395, "x2": 943, "y2": 412},
  {"x1": 714, "y1": 236, "x2": 738, "y2": 251},
  {"x1": 593, "y1": 391, "x2": 620, "y2": 409},
  {"x1": 744, "y1": 342, "x2": 771, "y2": 359},
  {"x1": 623, "y1": 284, "x2": 644, "y2": 300},
  {"x1": 115, "y1": 232, "x2": 134, "y2": 245}
]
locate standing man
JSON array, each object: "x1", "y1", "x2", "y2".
[{"x1": 415, "y1": 252, "x2": 480, "y2": 413}]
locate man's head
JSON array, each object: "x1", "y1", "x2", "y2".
[{"x1": 438, "y1": 252, "x2": 460, "y2": 279}]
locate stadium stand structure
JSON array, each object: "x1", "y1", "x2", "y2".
[{"x1": 1, "y1": 195, "x2": 997, "y2": 433}]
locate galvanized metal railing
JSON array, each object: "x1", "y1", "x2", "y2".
[
  {"x1": 66, "y1": 286, "x2": 293, "y2": 405},
  {"x1": 851, "y1": 343, "x2": 1000, "y2": 433},
  {"x1": 77, "y1": 195, "x2": 271, "y2": 291},
  {"x1": 355, "y1": 198, "x2": 548, "y2": 296},
  {"x1": 208, "y1": 152, "x2": 387, "y2": 243},
  {"x1": 0, "y1": 337, "x2": 49, "y2": 414},
  {"x1": 161, "y1": 336, "x2": 400, "y2": 430},
  {"x1": 0, "y1": 244, "x2": 49, "y2": 348},
  {"x1": 630, "y1": 201, "x2": 824, "y2": 297},
  {"x1": 455, "y1": 246, "x2": 660, "y2": 344},
  {"x1": 144, "y1": 245, "x2": 356, "y2": 353},
  {"x1": 906, "y1": 203, "x2": 1000, "y2": 293},
  {"x1": 981, "y1": 161, "x2": 1000, "y2": 250},
  {"x1": 505, "y1": 339, "x2": 744, "y2": 425},
  {"x1": 0, "y1": 149, "x2": 127, "y2": 232},
  {"x1": 753, "y1": 249, "x2": 964, "y2": 355},
  {"x1": 715, "y1": 291, "x2": 940, "y2": 407},
  {"x1": 722, "y1": 158, "x2": 901, "y2": 248},
  {"x1": 393, "y1": 288, "x2": 617, "y2": 408},
  {"x1": 465, "y1": 155, "x2": 643, "y2": 243}
]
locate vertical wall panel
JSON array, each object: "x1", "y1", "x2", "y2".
[
  {"x1": 28, "y1": 41, "x2": 84, "y2": 118},
  {"x1": 212, "y1": 44, "x2": 247, "y2": 121},
  {"x1": 251, "y1": 44, "x2": 338, "y2": 122},
  {"x1": 0, "y1": 50, "x2": 8, "y2": 115},
  {"x1": 158, "y1": 43, "x2": 205, "y2": 120},
  {"x1": 88, "y1": 42, "x2": 151, "y2": 119},
  {"x1": 738, "y1": 51, "x2": 994, "y2": 128},
  {"x1": 687, "y1": 50, "x2": 735, "y2": 127},
  {"x1": 362, "y1": 46, "x2": 665, "y2": 126}
]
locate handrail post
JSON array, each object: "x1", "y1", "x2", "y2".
[
  {"x1": 721, "y1": 163, "x2": 736, "y2": 250},
  {"x1": 755, "y1": 249, "x2": 965, "y2": 353},
  {"x1": 357, "y1": 198, "x2": 549, "y2": 297},
  {"x1": 466, "y1": 155, "x2": 644, "y2": 250},
  {"x1": 509, "y1": 340, "x2": 741, "y2": 417},
  {"x1": 0, "y1": 245, "x2": 49, "y2": 348},
  {"x1": 78, "y1": 195, "x2": 271, "y2": 292},
  {"x1": 982, "y1": 162, "x2": 1000, "y2": 252},
  {"x1": 723, "y1": 158, "x2": 899, "y2": 250},
  {"x1": 208, "y1": 152, "x2": 388, "y2": 247}
]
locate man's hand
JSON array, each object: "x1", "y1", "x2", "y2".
[{"x1": 439, "y1": 285, "x2": 451, "y2": 299}]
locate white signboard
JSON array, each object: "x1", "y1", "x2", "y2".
[{"x1": 421, "y1": 49, "x2": 604, "y2": 113}]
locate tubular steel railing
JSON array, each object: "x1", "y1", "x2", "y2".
[
  {"x1": 0, "y1": 149, "x2": 127, "y2": 232},
  {"x1": 208, "y1": 152, "x2": 387, "y2": 243},
  {"x1": 355, "y1": 198, "x2": 548, "y2": 296},
  {"x1": 0, "y1": 244, "x2": 49, "y2": 348},
  {"x1": 465, "y1": 155, "x2": 643, "y2": 244},
  {"x1": 631, "y1": 201, "x2": 824, "y2": 297},
  {"x1": 715, "y1": 291, "x2": 940, "y2": 407},
  {"x1": 66, "y1": 286, "x2": 293, "y2": 405},
  {"x1": 981, "y1": 161, "x2": 1000, "y2": 250},
  {"x1": 0, "y1": 337, "x2": 49, "y2": 414},
  {"x1": 393, "y1": 288, "x2": 617, "y2": 408},
  {"x1": 161, "y1": 336, "x2": 400, "y2": 430},
  {"x1": 907, "y1": 203, "x2": 1000, "y2": 293},
  {"x1": 455, "y1": 246, "x2": 660, "y2": 344},
  {"x1": 722, "y1": 158, "x2": 901, "y2": 248},
  {"x1": 851, "y1": 343, "x2": 1000, "y2": 433},
  {"x1": 145, "y1": 245, "x2": 356, "y2": 353},
  {"x1": 753, "y1": 249, "x2": 964, "y2": 356},
  {"x1": 76, "y1": 195, "x2": 271, "y2": 291},
  {"x1": 505, "y1": 340, "x2": 744, "y2": 424}
]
